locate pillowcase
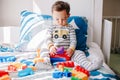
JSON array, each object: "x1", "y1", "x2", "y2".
[
  {"x1": 15, "y1": 10, "x2": 88, "y2": 51},
  {"x1": 15, "y1": 10, "x2": 52, "y2": 51},
  {"x1": 68, "y1": 16, "x2": 88, "y2": 51}
]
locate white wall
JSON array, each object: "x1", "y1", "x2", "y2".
[{"x1": 0, "y1": 0, "x2": 33, "y2": 27}]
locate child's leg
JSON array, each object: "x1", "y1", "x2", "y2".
[{"x1": 71, "y1": 50, "x2": 103, "y2": 71}]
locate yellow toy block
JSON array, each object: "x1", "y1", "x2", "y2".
[{"x1": 33, "y1": 58, "x2": 44, "y2": 63}]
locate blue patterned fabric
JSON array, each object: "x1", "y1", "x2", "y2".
[
  {"x1": 16, "y1": 10, "x2": 88, "y2": 51},
  {"x1": 68, "y1": 16, "x2": 88, "y2": 51}
]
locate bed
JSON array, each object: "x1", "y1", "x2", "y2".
[{"x1": 0, "y1": 10, "x2": 119, "y2": 80}]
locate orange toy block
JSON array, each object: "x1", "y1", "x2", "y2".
[
  {"x1": 71, "y1": 70, "x2": 88, "y2": 80},
  {"x1": 33, "y1": 58, "x2": 44, "y2": 63}
]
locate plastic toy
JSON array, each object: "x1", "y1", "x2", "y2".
[
  {"x1": 0, "y1": 70, "x2": 10, "y2": 80},
  {"x1": 56, "y1": 46, "x2": 64, "y2": 54},
  {"x1": 74, "y1": 66, "x2": 89, "y2": 76},
  {"x1": 63, "y1": 70, "x2": 71, "y2": 77},
  {"x1": 0, "y1": 56, "x2": 16, "y2": 62},
  {"x1": 52, "y1": 71, "x2": 63, "y2": 78},
  {"x1": 71, "y1": 70, "x2": 88, "y2": 80},
  {"x1": 8, "y1": 62, "x2": 27, "y2": 71},
  {"x1": 33, "y1": 58, "x2": 44, "y2": 63},
  {"x1": 71, "y1": 66, "x2": 89, "y2": 80},
  {"x1": 50, "y1": 58, "x2": 66, "y2": 64},
  {"x1": 36, "y1": 49, "x2": 40, "y2": 58},
  {"x1": 18, "y1": 67, "x2": 34, "y2": 77},
  {"x1": 20, "y1": 59, "x2": 35, "y2": 66},
  {"x1": 52, "y1": 70, "x2": 71, "y2": 79},
  {"x1": 57, "y1": 61, "x2": 75, "y2": 68},
  {"x1": 33, "y1": 48, "x2": 45, "y2": 63},
  {"x1": 50, "y1": 47, "x2": 70, "y2": 63},
  {"x1": 71, "y1": 76, "x2": 80, "y2": 80}
]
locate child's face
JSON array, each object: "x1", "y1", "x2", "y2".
[{"x1": 52, "y1": 10, "x2": 70, "y2": 26}]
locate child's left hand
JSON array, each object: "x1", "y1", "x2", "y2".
[{"x1": 66, "y1": 48, "x2": 74, "y2": 57}]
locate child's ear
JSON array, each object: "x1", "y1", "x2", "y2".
[{"x1": 68, "y1": 13, "x2": 70, "y2": 17}]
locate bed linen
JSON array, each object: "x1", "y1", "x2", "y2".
[{"x1": 0, "y1": 43, "x2": 119, "y2": 80}]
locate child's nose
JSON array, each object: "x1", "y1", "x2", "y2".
[{"x1": 58, "y1": 20, "x2": 63, "y2": 25}]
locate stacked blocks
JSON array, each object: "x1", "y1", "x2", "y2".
[
  {"x1": 50, "y1": 47, "x2": 71, "y2": 63},
  {"x1": 71, "y1": 66, "x2": 89, "y2": 80},
  {"x1": 52, "y1": 61, "x2": 89, "y2": 80}
]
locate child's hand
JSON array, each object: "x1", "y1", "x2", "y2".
[
  {"x1": 50, "y1": 46, "x2": 57, "y2": 55},
  {"x1": 66, "y1": 48, "x2": 74, "y2": 57}
]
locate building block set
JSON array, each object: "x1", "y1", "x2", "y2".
[
  {"x1": 0, "y1": 47, "x2": 90, "y2": 80},
  {"x1": 52, "y1": 61, "x2": 89, "y2": 80}
]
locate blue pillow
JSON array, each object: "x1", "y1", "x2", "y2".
[
  {"x1": 16, "y1": 10, "x2": 88, "y2": 51},
  {"x1": 68, "y1": 16, "x2": 88, "y2": 51}
]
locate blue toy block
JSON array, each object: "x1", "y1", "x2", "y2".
[
  {"x1": 0, "y1": 56, "x2": 16, "y2": 62},
  {"x1": 18, "y1": 68, "x2": 34, "y2": 77},
  {"x1": 52, "y1": 71, "x2": 63, "y2": 78},
  {"x1": 63, "y1": 71, "x2": 72, "y2": 77},
  {"x1": 20, "y1": 59, "x2": 35, "y2": 66},
  {"x1": 50, "y1": 58, "x2": 66, "y2": 64}
]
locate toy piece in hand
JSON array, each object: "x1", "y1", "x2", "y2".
[
  {"x1": 50, "y1": 47, "x2": 70, "y2": 63},
  {"x1": 56, "y1": 46, "x2": 64, "y2": 54}
]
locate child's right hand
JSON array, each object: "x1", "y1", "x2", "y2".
[{"x1": 50, "y1": 46, "x2": 57, "y2": 55}]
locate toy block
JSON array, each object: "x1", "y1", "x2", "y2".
[
  {"x1": 18, "y1": 68, "x2": 34, "y2": 77},
  {"x1": 20, "y1": 59, "x2": 35, "y2": 66},
  {"x1": 33, "y1": 58, "x2": 44, "y2": 63},
  {"x1": 63, "y1": 71, "x2": 72, "y2": 77},
  {"x1": 52, "y1": 71, "x2": 63, "y2": 78},
  {"x1": 0, "y1": 70, "x2": 10, "y2": 80},
  {"x1": 0, "y1": 75, "x2": 10, "y2": 80},
  {"x1": 71, "y1": 76, "x2": 81, "y2": 80},
  {"x1": 58, "y1": 65, "x2": 64, "y2": 71},
  {"x1": 56, "y1": 46, "x2": 64, "y2": 54},
  {"x1": 50, "y1": 58, "x2": 66, "y2": 64},
  {"x1": 75, "y1": 72, "x2": 88, "y2": 80},
  {"x1": 74, "y1": 66, "x2": 89, "y2": 76},
  {"x1": 8, "y1": 65, "x2": 17, "y2": 71},
  {"x1": 64, "y1": 67, "x2": 73, "y2": 72},
  {"x1": 57, "y1": 61, "x2": 75, "y2": 68},
  {"x1": 36, "y1": 49, "x2": 40, "y2": 58},
  {"x1": 71, "y1": 69, "x2": 89, "y2": 80},
  {"x1": 50, "y1": 50, "x2": 70, "y2": 61},
  {"x1": 8, "y1": 62, "x2": 27, "y2": 71},
  {"x1": 0, "y1": 56, "x2": 16, "y2": 63},
  {"x1": 0, "y1": 70, "x2": 9, "y2": 77},
  {"x1": 50, "y1": 47, "x2": 70, "y2": 63}
]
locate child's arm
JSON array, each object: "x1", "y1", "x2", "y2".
[
  {"x1": 47, "y1": 26, "x2": 57, "y2": 54},
  {"x1": 67, "y1": 25, "x2": 76, "y2": 57}
]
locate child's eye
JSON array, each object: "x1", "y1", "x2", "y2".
[
  {"x1": 56, "y1": 18, "x2": 59, "y2": 21},
  {"x1": 62, "y1": 18, "x2": 67, "y2": 21}
]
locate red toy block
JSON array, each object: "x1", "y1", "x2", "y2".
[
  {"x1": 50, "y1": 51, "x2": 71, "y2": 61},
  {"x1": 0, "y1": 70, "x2": 9, "y2": 77},
  {"x1": 57, "y1": 61, "x2": 75, "y2": 68},
  {"x1": 74, "y1": 65, "x2": 89, "y2": 76},
  {"x1": 8, "y1": 65, "x2": 17, "y2": 71}
]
